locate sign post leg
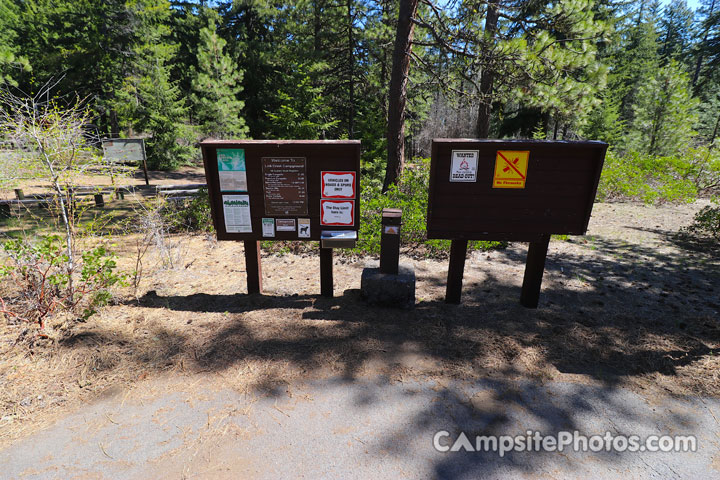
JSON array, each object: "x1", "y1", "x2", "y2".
[
  {"x1": 244, "y1": 240, "x2": 262, "y2": 294},
  {"x1": 320, "y1": 247, "x2": 333, "y2": 297},
  {"x1": 520, "y1": 234, "x2": 550, "y2": 308},
  {"x1": 445, "y1": 239, "x2": 468, "y2": 304}
]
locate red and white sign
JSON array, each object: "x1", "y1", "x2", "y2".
[
  {"x1": 321, "y1": 171, "x2": 356, "y2": 198},
  {"x1": 320, "y1": 200, "x2": 354, "y2": 226}
]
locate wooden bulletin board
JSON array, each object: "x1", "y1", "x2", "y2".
[
  {"x1": 426, "y1": 139, "x2": 608, "y2": 307},
  {"x1": 200, "y1": 140, "x2": 361, "y2": 242},
  {"x1": 427, "y1": 139, "x2": 608, "y2": 242}
]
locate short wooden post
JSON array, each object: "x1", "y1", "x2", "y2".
[
  {"x1": 320, "y1": 247, "x2": 333, "y2": 297},
  {"x1": 244, "y1": 240, "x2": 262, "y2": 294},
  {"x1": 445, "y1": 239, "x2": 468, "y2": 304},
  {"x1": 520, "y1": 234, "x2": 551, "y2": 308},
  {"x1": 14, "y1": 189, "x2": 24, "y2": 200},
  {"x1": 94, "y1": 194, "x2": 105, "y2": 207},
  {"x1": 141, "y1": 141, "x2": 150, "y2": 186},
  {"x1": 380, "y1": 208, "x2": 402, "y2": 274}
]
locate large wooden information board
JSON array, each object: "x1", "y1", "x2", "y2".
[
  {"x1": 427, "y1": 139, "x2": 607, "y2": 307},
  {"x1": 201, "y1": 140, "x2": 361, "y2": 296}
]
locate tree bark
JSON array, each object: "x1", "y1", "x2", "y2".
[
  {"x1": 347, "y1": 0, "x2": 355, "y2": 138},
  {"x1": 693, "y1": 0, "x2": 716, "y2": 88},
  {"x1": 476, "y1": 2, "x2": 499, "y2": 139},
  {"x1": 711, "y1": 110, "x2": 720, "y2": 148},
  {"x1": 383, "y1": 0, "x2": 419, "y2": 192}
]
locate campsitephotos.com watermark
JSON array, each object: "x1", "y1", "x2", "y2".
[{"x1": 433, "y1": 430, "x2": 697, "y2": 457}]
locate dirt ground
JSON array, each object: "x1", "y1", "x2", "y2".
[
  {"x1": 1, "y1": 163, "x2": 207, "y2": 199},
  {"x1": 0, "y1": 192, "x2": 719, "y2": 448}
]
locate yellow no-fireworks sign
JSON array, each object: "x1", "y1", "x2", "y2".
[{"x1": 493, "y1": 150, "x2": 529, "y2": 189}]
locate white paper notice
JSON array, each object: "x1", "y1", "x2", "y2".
[
  {"x1": 298, "y1": 218, "x2": 311, "y2": 238},
  {"x1": 222, "y1": 195, "x2": 252, "y2": 233},
  {"x1": 320, "y1": 200, "x2": 354, "y2": 226},
  {"x1": 449, "y1": 150, "x2": 479, "y2": 182},
  {"x1": 262, "y1": 218, "x2": 275, "y2": 237},
  {"x1": 321, "y1": 171, "x2": 356, "y2": 198},
  {"x1": 218, "y1": 149, "x2": 248, "y2": 191}
]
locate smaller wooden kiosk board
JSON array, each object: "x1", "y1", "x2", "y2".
[
  {"x1": 101, "y1": 138, "x2": 150, "y2": 185},
  {"x1": 427, "y1": 139, "x2": 607, "y2": 307},
  {"x1": 201, "y1": 140, "x2": 361, "y2": 297}
]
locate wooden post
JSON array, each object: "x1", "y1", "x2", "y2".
[
  {"x1": 94, "y1": 194, "x2": 104, "y2": 207},
  {"x1": 520, "y1": 234, "x2": 551, "y2": 308},
  {"x1": 320, "y1": 247, "x2": 333, "y2": 297},
  {"x1": 14, "y1": 189, "x2": 24, "y2": 200},
  {"x1": 445, "y1": 239, "x2": 468, "y2": 304},
  {"x1": 380, "y1": 208, "x2": 402, "y2": 274},
  {"x1": 141, "y1": 140, "x2": 150, "y2": 186},
  {"x1": 244, "y1": 240, "x2": 262, "y2": 294}
]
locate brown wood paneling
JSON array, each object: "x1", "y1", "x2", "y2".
[
  {"x1": 201, "y1": 140, "x2": 361, "y2": 242},
  {"x1": 427, "y1": 139, "x2": 607, "y2": 241}
]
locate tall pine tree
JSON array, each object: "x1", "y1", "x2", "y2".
[{"x1": 190, "y1": 18, "x2": 248, "y2": 139}]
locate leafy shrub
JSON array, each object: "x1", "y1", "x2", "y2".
[
  {"x1": 0, "y1": 235, "x2": 125, "y2": 335},
  {"x1": 161, "y1": 189, "x2": 214, "y2": 233},
  {"x1": 597, "y1": 147, "x2": 720, "y2": 204},
  {"x1": 356, "y1": 159, "x2": 506, "y2": 256},
  {"x1": 680, "y1": 198, "x2": 720, "y2": 243}
]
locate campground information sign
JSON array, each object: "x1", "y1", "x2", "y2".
[{"x1": 200, "y1": 140, "x2": 360, "y2": 242}]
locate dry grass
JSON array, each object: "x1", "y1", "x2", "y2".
[{"x1": 1, "y1": 200, "x2": 719, "y2": 447}]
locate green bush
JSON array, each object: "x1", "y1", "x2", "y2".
[
  {"x1": 161, "y1": 189, "x2": 214, "y2": 233},
  {"x1": 680, "y1": 198, "x2": 720, "y2": 243},
  {"x1": 356, "y1": 159, "x2": 506, "y2": 257},
  {"x1": 597, "y1": 147, "x2": 720, "y2": 204},
  {"x1": 0, "y1": 235, "x2": 125, "y2": 332}
]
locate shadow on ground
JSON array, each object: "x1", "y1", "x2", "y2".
[{"x1": 55, "y1": 233, "x2": 720, "y2": 478}]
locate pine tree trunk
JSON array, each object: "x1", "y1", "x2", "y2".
[
  {"x1": 347, "y1": 0, "x2": 355, "y2": 138},
  {"x1": 711, "y1": 110, "x2": 720, "y2": 148},
  {"x1": 476, "y1": 2, "x2": 499, "y2": 139},
  {"x1": 383, "y1": 0, "x2": 419, "y2": 192},
  {"x1": 693, "y1": 0, "x2": 716, "y2": 88}
]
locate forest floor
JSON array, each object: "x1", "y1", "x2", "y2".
[{"x1": 0, "y1": 167, "x2": 719, "y2": 477}]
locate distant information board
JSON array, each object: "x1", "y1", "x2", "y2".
[
  {"x1": 200, "y1": 140, "x2": 361, "y2": 242},
  {"x1": 102, "y1": 138, "x2": 145, "y2": 164}
]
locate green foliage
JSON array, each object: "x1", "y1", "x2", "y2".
[
  {"x1": 0, "y1": 235, "x2": 125, "y2": 330},
  {"x1": 626, "y1": 61, "x2": 699, "y2": 156},
  {"x1": 190, "y1": 18, "x2": 248, "y2": 139},
  {"x1": 357, "y1": 159, "x2": 506, "y2": 256},
  {"x1": 680, "y1": 198, "x2": 720, "y2": 243},
  {"x1": 596, "y1": 148, "x2": 720, "y2": 204},
  {"x1": 0, "y1": 0, "x2": 29, "y2": 86},
  {"x1": 266, "y1": 62, "x2": 340, "y2": 139},
  {"x1": 115, "y1": 0, "x2": 191, "y2": 170},
  {"x1": 161, "y1": 190, "x2": 214, "y2": 233}
]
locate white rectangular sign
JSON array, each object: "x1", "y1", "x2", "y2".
[
  {"x1": 222, "y1": 195, "x2": 252, "y2": 233},
  {"x1": 298, "y1": 218, "x2": 311, "y2": 238},
  {"x1": 262, "y1": 218, "x2": 275, "y2": 237},
  {"x1": 321, "y1": 171, "x2": 356, "y2": 198},
  {"x1": 320, "y1": 200, "x2": 354, "y2": 226},
  {"x1": 449, "y1": 150, "x2": 479, "y2": 182}
]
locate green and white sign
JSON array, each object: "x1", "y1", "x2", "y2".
[
  {"x1": 222, "y1": 194, "x2": 252, "y2": 233},
  {"x1": 262, "y1": 218, "x2": 275, "y2": 237},
  {"x1": 218, "y1": 148, "x2": 247, "y2": 192}
]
